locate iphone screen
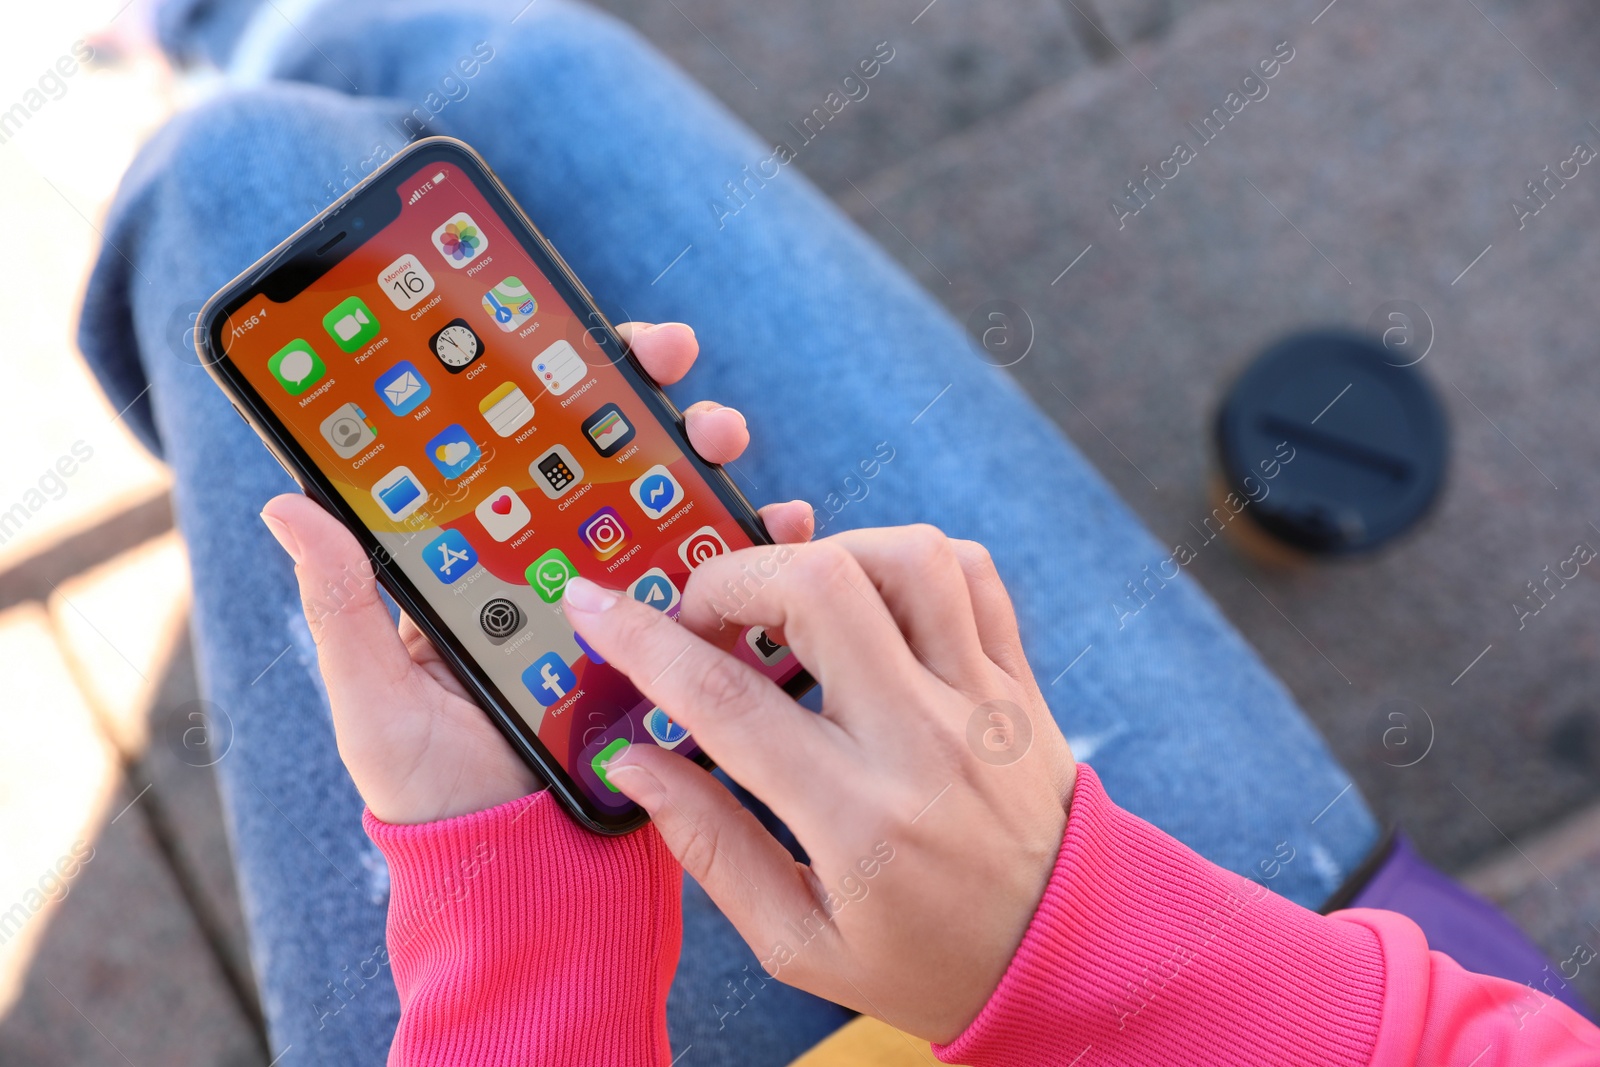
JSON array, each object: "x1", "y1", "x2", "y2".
[{"x1": 210, "y1": 146, "x2": 804, "y2": 824}]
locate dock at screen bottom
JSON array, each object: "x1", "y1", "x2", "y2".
[{"x1": 579, "y1": 704, "x2": 697, "y2": 809}]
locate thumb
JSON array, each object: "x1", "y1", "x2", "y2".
[
  {"x1": 605, "y1": 743, "x2": 822, "y2": 962},
  {"x1": 260, "y1": 492, "x2": 413, "y2": 703}
]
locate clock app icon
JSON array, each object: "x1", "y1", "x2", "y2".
[{"x1": 429, "y1": 318, "x2": 483, "y2": 373}]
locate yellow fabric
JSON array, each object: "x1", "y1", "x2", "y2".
[{"x1": 788, "y1": 1016, "x2": 969, "y2": 1067}]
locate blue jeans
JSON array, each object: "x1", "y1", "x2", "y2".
[{"x1": 80, "y1": 2, "x2": 1380, "y2": 1062}]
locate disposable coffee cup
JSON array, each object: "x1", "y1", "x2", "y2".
[{"x1": 1213, "y1": 330, "x2": 1448, "y2": 561}]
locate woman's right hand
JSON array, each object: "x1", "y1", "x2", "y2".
[{"x1": 561, "y1": 525, "x2": 1078, "y2": 1044}]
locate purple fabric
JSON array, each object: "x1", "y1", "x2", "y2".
[{"x1": 1349, "y1": 834, "x2": 1590, "y2": 1019}]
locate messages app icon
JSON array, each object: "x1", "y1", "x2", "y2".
[
  {"x1": 268, "y1": 339, "x2": 325, "y2": 396},
  {"x1": 374, "y1": 360, "x2": 431, "y2": 416},
  {"x1": 525, "y1": 547, "x2": 578, "y2": 603}
]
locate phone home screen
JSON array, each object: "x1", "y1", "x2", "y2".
[{"x1": 221, "y1": 159, "x2": 804, "y2": 814}]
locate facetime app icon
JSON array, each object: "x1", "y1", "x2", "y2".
[{"x1": 479, "y1": 381, "x2": 534, "y2": 437}]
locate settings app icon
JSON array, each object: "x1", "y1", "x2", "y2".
[{"x1": 479, "y1": 598, "x2": 525, "y2": 645}]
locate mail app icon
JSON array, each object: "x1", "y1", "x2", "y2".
[{"x1": 374, "y1": 360, "x2": 432, "y2": 417}]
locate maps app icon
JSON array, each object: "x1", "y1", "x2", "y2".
[{"x1": 482, "y1": 277, "x2": 537, "y2": 332}]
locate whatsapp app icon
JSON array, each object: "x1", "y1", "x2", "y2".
[{"x1": 525, "y1": 548, "x2": 578, "y2": 604}]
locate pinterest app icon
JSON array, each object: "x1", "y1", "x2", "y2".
[{"x1": 677, "y1": 526, "x2": 730, "y2": 570}]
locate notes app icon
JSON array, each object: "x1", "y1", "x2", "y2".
[{"x1": 479, "y1": 381, "x2": 534, "y2": 437}]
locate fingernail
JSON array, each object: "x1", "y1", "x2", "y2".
[
  {"x1": 604, "y1": 761, "x2": 665, "y2": 810},
  {"x1": 563, "y1": 575, "x2": 619, "y2": 613},
  {"x1": 260, "y1": 511, "x2": 303, "y2": 564},
  {"x1": 644, "y1": 321, "x2": 694, "y2": 337},
  {"x1": 722, "y1": 405, "x2": 747, "y2": 429}
]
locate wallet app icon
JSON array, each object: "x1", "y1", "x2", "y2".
[
  {"x1": 581, "y1": 403, "x2": 635, "y2": 457},
  {"x1": 374, "y1": 360, "x2": 431, "y2": 417}
]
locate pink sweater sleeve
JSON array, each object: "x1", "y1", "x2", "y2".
[
  {"x1": 935, "y1": 765, "x2": 1600, "y2": 1067},
  {"x1": 362, "y1": 791, "x2": 680, "y2": 1067}
]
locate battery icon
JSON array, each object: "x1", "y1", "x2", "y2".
[{"x1": 432, "y1": 171, "x2": 446, "y2": 184}]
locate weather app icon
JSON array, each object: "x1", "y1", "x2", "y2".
[{"x1": 425, "y1": 424, "x2": 481, "y2": 480}]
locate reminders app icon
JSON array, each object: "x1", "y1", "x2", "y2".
[
  {"x1": 531, "y1": 339, "x2": 587, "y2": 396},
  {"x1": 372, "y1": 466, "x2": 428, "y2": 521}
]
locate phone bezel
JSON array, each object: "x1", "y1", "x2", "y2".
[{"x1": 196, "y1": 136, "x2": 814, "y2": 835}]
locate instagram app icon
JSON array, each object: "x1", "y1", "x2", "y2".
[
  {"x1": 579, "y1": 507, "x2": 631, "y2": 560},
  {"x1": 677, "y1": 525, "x2": 730, "y2": 570}
]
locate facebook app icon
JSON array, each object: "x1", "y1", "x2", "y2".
[
  {"x1": 422, "y1": 529, "x2": 478, "y2": 584},
  {"x1": 523, "y1": 652, "x2": 577, "y2": 707}
]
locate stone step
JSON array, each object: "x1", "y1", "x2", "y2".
[
  {"x1": 589, "y1": 0, "x2": 1095, "y2": 193},
  {"x1": 838, "y1": 0, "x2": 1600, "y2": 879},
  {"x1": 0, "y1": 603, "x2": 264, "y2": 1066}
]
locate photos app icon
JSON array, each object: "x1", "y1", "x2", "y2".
[{"x1": 432, "y1": 212, "x2": 487, "y2": 268}]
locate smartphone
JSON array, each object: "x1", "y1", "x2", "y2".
[{"x1": 197, "y1": 137, "x2": 813, "y2": 833}]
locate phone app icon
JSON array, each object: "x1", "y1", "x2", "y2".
[
  {"x1": 323, "y1": 295, "x2": 381, "y2": 353},
  {"x1": 479, "y1": 381, "x2": 534, "y2": 437},
  {"x1": 530, "y1": 445, "x2": 584, "y2": 499},
  {"x1": 678, "y1": 525, "x2": 730, "y2": 570},
  {"x1": 374, "y1": 360, "x2": 431, "y2": 416},
  {"x1": 627, "y1": 568, "x2": 680, "y2": 613},
  {"x1": 746, "y1": 626, "x2": 791, "y2": 667},
  {"x1": 319, "y1": 402, "x2": 377, "y2": 458},
  {"x1": 525, "y1": 548, "x2": 578, "y2": 603},
  {"x1": 425, "y1": 423, "x2": 482, "y2": 480},
  {"x1": 643, "y1": 707, "x2": 690, "y2": 750},
  {"x1": 581, "y1": 403, "x2": 635, "y2": 457},
  {"x1": 475, "y1": 486, "x2": 532, "y2": 543},
  {"x1": 531, "y1": 339, "x2": 587, "y2": 396},
  {"x1": 430, "y1": 319, "x2": 483, "y2": 373},
  {"x1": 630, "y1": 465, "x2": 684, "y2": 520},
  {"x1": 371, "y1": 466, "x2": 428, "y2": 521},
  {"x1": 590, "y1": 737, "x2": 630, "y2": 791},
  {"x1": 377, "y1": 252, "x2": 436, "y2": 311},
  {"x1": 479, "y1": 598, "x2": 525, "y2": 645},
  {"x1": 482, "y1": 277, "x2": 536, "y2": 331},
  {"x1": 432, "y1": 212, "x2": 487, "y2": 268},
  {"x1": 578, "y1": 506, "x2": 631, "y2": 560},
  {"x1": 422, "y1": 529, "x2": 477, "y2": 584},
  {"x1": 268, "y1": 338, "x2": 326, "y2": 396},
  {"x1": 523, "y1": 651, "x2": 577, "y2": 708}
]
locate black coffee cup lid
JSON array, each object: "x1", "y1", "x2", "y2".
[{"x1": 1216, "y1": 330, "x2": 1448, "y2": 554}]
